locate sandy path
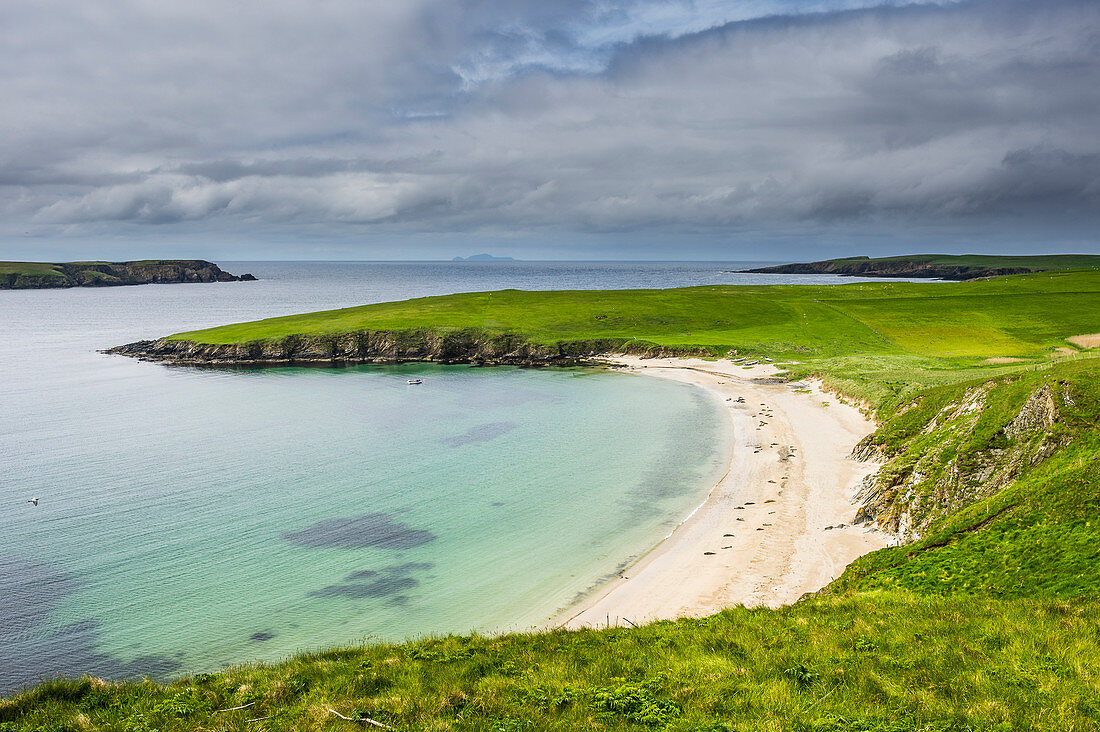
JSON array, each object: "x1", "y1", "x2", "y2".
[{"x1": 558, "y1": 356, "x2": 889, "y2": 629}]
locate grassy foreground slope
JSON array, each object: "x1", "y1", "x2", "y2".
[
  {"x1": 8, "y1": 272, "x2": 1100, "y2": 729},
  {"x1": 4, "y1": 593, "x2": 1099, "y2": 731}
]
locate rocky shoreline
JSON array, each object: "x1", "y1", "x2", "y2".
[{"x1": 106, "y1": 330, "x2": 705, "y2": 367}]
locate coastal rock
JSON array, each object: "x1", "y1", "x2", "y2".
[
  {"x1": 0, "y1": 260, "x2": 256, "y2": 289},
  {"x1": 853, "y1": 381, "x2": 1066, "y2": 540},
  {"x1": 105, "y1": 330, "x2": 710, "y2": 368},
  {"x1": 850, "y1": 436, "x2": 887, "y2": 462}
]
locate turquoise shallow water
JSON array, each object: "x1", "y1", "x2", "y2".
[
  {"x1": 4, "y1": 360, "x2": 728, "y2": 690},
  {"x1": 1, "y1": 261, "x2": 917, "y2": 694}
]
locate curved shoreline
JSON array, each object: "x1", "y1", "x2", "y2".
[
  {"x1": 107, "y1": 339, "x2": 890, "y2": 632},
  {"x1": 103, "y1": 336, "x2": 893, "y2": 629},
  {"x1": 555, "y1": 356, "x2": 891, "y2": 629}
]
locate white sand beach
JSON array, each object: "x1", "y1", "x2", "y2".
[{"x1": 559, "y1": 356, "x2": 890, "y2": 629}]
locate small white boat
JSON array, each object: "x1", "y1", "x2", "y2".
[{"x1": 407, "y1": 378, "x2": 425, "y2": 385}]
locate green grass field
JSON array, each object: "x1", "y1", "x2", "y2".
[
  {"x1": 0, "y1": 261, "x2": 70, "y2": 286},
  {"x1": 6, "y1": 270, "x2": 1100, "y2": 729},
  {"x1": 0, "y1": 262, "x2": 68, "y2": 276},
  {"x1": 0, "y1": 261, "x2": 196, "y2": 274}
]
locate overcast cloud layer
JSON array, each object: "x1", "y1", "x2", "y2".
[{"x1": 2, "y1": 0, "x2": 1098, "y2": 259}]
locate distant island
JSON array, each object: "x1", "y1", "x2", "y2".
[
  {"x1": 452, "y1": 254, "x2": 516, "y2": 262},
  {"x1": 0, "y1": 260, "x2": 256, "y2": 289},
  {"x1": 740, "y1": 253, "x2": 1100, "y2": 280}
]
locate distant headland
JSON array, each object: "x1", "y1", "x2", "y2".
[
  {"x1": 740, "y1": 253, "x2": 1100, "y2": 280},
  {"x1": 451, "y1": 254, "x2": 516, "y2": 262},
  {"x1": 0, "y1": 260, "x2": 257, "y2": 289}
]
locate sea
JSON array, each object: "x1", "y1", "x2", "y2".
[{"x1": 0, "y1": 261, "x2": 902, "y2": 694}]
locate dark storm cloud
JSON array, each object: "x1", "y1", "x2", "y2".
[
  {"x1": 973, "y1": 148, "x2": 1100, "y2": 214},
  {"x1": 1, "y1": 0, "x2": 1097, "y2": 249}
]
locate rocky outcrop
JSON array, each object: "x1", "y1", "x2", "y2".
[
  {"x1": 106, "y1": 330, "x2": 706, "y2": 367},
  {"x1": 850, "y1": 439, "x2": 888, "y2": 464},
  {"x1": 0, "y1": 260, "x2": 256, "y2": 289},
  {"x1": 851, "y1": 381, "x2": 1066, "y2": 540},
  {"x1": 741, "y1": 257, "x2": 1032, "y2": 280},
  {"x1": 1004, "y1": 385, "x2": 1058, "y2": 437}
]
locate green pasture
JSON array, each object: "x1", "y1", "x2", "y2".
[
  {"x1": 0, "y1": 262, "x2": 65, "y2": 276},
  {"x1": 0, "y1": 261, "x2": 68, "y2": 282},
  {"x1": 0, "y1": 261, "x2": 185, "y2": 274}
]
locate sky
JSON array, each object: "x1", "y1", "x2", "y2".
[{"x1": 1, "y1": 0, "x2": 1098, "y2": 261}]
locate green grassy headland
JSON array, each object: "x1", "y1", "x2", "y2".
[
  {"x1": 170, "y1": 268, "x2": 1100, "y2": 406},
  {"x1": 0, "y1": 260, "x2": 253, "y2": 289},
  {"x1": 7, "y1": 267, "x2": 1100, "y2": 730},
  {"x1": 822, "y1": 253, "x2": 1100, "y2": 270},
  {"x1": 743, "y1": 253, "x2": 1100, "y2": 279}
]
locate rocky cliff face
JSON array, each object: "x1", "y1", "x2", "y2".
[
  {"x1": 107, "y1": 330, "x2": 703, "y2": 367},
  {"x1": 852, "y1": 380, "x2": 1067, "y2": 540},
  {"x1": 0, "y1": 260, "x2": 256, "y2": 289}
]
